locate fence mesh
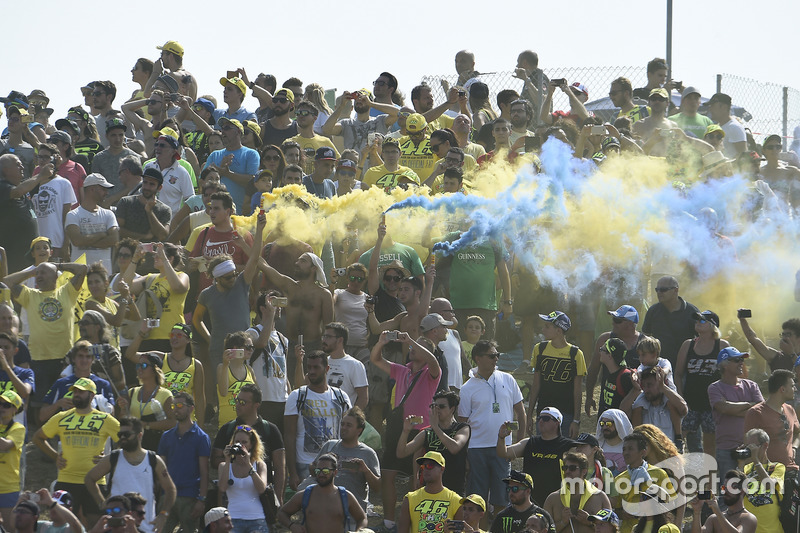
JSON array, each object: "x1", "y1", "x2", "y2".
[{"x1": 420, "y1": 68, "x2": 800, "y2": 151}]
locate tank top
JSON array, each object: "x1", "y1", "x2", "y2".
[
  {"x1": 163, "y1": 354, "x2": 196, "y2": 395},
  {"x1": 683, "y1": 338, "x2": 721, "y2": 411},
  {"x1": 226, "y1": 463, "x2": 265, "y2": 520},
  {"x1": 142, "y1": 273, "x2": 187, "y2": 340},
  {"x1": 423, "y1": 422, "x2": 470, "y2": 495},
  {"x1": 112, "y1": 453, "x2": 157, "y2": 533},
  {"x1": 406, "y1": 486, "x2": 462, "y2": 532},
  {"x1": 129, "y1": 386, "x2": 173, "y2": 450},
  {"x1": 610, "y1": 331, "x2": 644, "y2": 369},
  {"x1": 218, "y1": 365, "x2": 256, "y2": 428}
]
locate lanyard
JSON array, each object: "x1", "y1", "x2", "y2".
[
  {"x1": 138, "y1": 386, "x2": 158, "y2": 419},
  {"x1": 479, "y1": 373, "x2": 497, "y2": 405}
]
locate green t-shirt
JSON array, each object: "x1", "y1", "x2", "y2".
[
  {"x1": 358, "y1": 242, "x2": 425, "y2": 277},
  {"x1": 668, "y1": 112, "x2": 714, "y2": 140},
  {"x1": 445, "y1": 232, "x2": 507, "y2": 310}
]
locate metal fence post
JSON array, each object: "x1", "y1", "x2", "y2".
[
  {"x1": 716, "y1": 74, "x2": 722, "y2": 94},
  {"x1": 782, "y1": 86, "x2": 789, "y2": 150}
]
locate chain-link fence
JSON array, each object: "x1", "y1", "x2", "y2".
[
  {"x1": 420, "y1": 68, "x2": 800, "y2": 150},
  {"x1": 717, "y1": 73, "x2": 800, "y2": 149}
]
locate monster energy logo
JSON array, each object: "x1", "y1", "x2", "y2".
[{"x1": 501, "y1": 516, "x2": 513, "y2": 532}]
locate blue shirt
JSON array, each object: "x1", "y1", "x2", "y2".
[
  {"x1": 302, "y1": 176, "x2": 335, "y2": 199},
  {"x1": 204, "y1": 147, "x2": 260, "y2": 214},
  {"x1": 0, "y1": 366, "x2": 35, "y2": 395},
  {"x1": 212, "y1": 107, "x2": 257, "y2": 124},
  {"x1": 42, "y1": 374, "x2": 114, "y2": 406},
  {"x1": 158, "y1": 422, "x2": 211, "y2": 497}
]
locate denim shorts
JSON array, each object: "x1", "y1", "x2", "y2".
[{"x1": 231, "y1": 518, "x2": 269, "y2": 533}]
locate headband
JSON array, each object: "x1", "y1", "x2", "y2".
[{"x1": 212, "y1": 260, "x2": 236, "y2": 279}]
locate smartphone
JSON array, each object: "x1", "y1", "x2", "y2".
[
  {"x1": 232, "y1": 349, "x2": 245, "y2": 359},
  {"x1": 506, "y1": 421, "x2": 519, "y2": 431},
  {"x1": 367, "y1": 132, "x2": 377, "y2": 146},
  {"x1": 108, "y1": 517, "x2": 125, "y2": 528},
  {"x1": 29, "y1": 493, "x2": 40, "y2": 504},
  {"x1": 271, "y1": 297, "x2": 288, "y2": 308},
  {"x1": 298, "y1": 335, "x2": 304, "y2": 346},
  {"x1": 590, "y1": 125, "x2": 605, "y2": 135},
  {"x1": 386, "y1": 331, "x2": 398, "y2": 342},
  {"x1": 168, "y1": 93, "x2": 181, "y2": 102},
  {"x1": 141, "y1": 243, "x2": 155, "y2": 253},
  {"x1": 448, "y1": 520, "x2": 465, "y2": 532},
  {"x1": 341, "y1": 460, "x2": 360, "y2": 471},
  {"x1": 335, "y1": 268, "x2": 347, "y2": 277},
  {"x1": 458, "y1": 90, "x2": 467, "y2": 98},
  {"x1": 146, "y1": 318, "x2": 160, "y2": 328},
  {"x1": 737, "y1": 308, "x2": 752, "y2": 319},
  {"x1": 551, "y1": 78, "x2": 566, "y2": 86},
  {"x1": 90, "y1": 345, "x2": 103, "y2": 359},
  {"x1": 698, "y1": 491, "x2": 712, "y2": 501},
  {"x1": 409, "y1": 415, "x2": 423, "y2": 425},
  {"x1": 227, "y1": 70, "x2": 238, "y2": 79}
]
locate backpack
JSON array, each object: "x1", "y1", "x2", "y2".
[
  {"x1": 535, "y1": 341, "x2": 580, "y2": 378},
  {"x1": 295, "y1": 385, "x2": 349, "y2": 416},
  {"x1": 301, "y1": 485, "x2": 349, "y2": 528},
  {"x1": 615, "y1": 368, "x2": 633, "y2": 398},
  {"x1": 108, "y1": 449, "x2": 159, "y2": 497}
]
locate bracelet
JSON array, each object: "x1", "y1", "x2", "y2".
[
  {"x1": 50, "y1": 502, "x2": 58, "y2": 510},
  {"x1": 503, "y1": 300, "x2": 513, "y2": 304},
  {"x1": 248, "y1": 467, "x2": 256, "y2": 476},
  {"x1": 571, "y1": 420, "x2": 580, "y2": 424}
]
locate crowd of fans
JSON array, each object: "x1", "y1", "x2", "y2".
[{"x1": 0, "y1": 42, "x2": 799, "y2": 533}]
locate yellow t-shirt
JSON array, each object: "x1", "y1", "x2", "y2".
[
  {"x1": 363, "y1": 164, "x2": 420, "y2": 190},
  {"x1": 0, "y1": 288, "x2": 11, "y2": 307},
  {"x1": 217, "y1": 364, "x2": 255, "y2": 428},
  {"x1": 15, "y1": 282, "x2": 80, "y2": 360},
  {"x1": 0, "y1": 421, "x2": 25, "y2": 493},
  {"x1": 398, "y1": 136, "x2": 437, "y2": 180},
  {"x1": 139, "y1": 273, "x2": 187, "y2": 340},
  {"x1": 743, "y1": 461, "x2": 784, "y2": 533},
  {"x1": 463, "y1": 142, "x2": 486, "y2": 161},
  {"x1": 289, "y1": 134, "x2": 339, "y2": 175},
  {"x1": 428, "y1": 115, "x2": 454, "y2": 133},
  {"x1": 429, "y1": 155, "x2": 477, "y2": 193},
  {"x1": 406, "y1": 486, "x2": 462, "y2": 533},
  {"x1": 41, "y1": 408, "x2": 120, "y2": 484},
  {"x1": 129, "y1": 386, "x2": 173, "y2": 421}
]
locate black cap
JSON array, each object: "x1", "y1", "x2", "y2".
[
  {"x1": 16, "y1": 501, "x2": 39, "y2": 515},
  {"x1": 142, "y1": 167, "x2": 164, "y2": 185},
  {"x1": 708, "y1": 93, "x2": 732, "y2": 106},
  {"x1": 575, "y1": 432, "x2": 600, "y2": 447}
]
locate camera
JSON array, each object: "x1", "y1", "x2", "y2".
[
  {"x1": 231, "y1": 349, "x2": 245, "y2": 359},
  {"x1": 458, "y1": 90, "x2": 466, "y2": 97},
  {"x1": 506, "y1": 421, "x2": 519, "y2": 430},
  {"x1": 447, "y1": 520, "x2": 465, "y2": 532},
  {"x1": 731, "y1": 448, "x2": 752, "y2": 460},
  {"x1": 698, "y1": 491, "x2": 713, "y2": 501},
  {"x1": 365, "y1": 295, "x2": 377, "y2": 305},
  {"x1": 108, "y1": 518, "x2": 126, "y2": 528},
  {"x1": 146, "y1": 318, "x2": 160, "y2": 328},
  {"x1": 335, "y1": 268, "x2": 347, "y2": 277},
  {"x1": 551, "y1": 78, "x2": 566, "y2": 86},
  {"x1": 271, "y1": 297, "x2": 288, "y2": 308},
  {"x1": 737, "y1": 308, "x2": 752, "y2": 319},
  {"x1": 341, "y1": 460, "x2": 360, "y2": 471},
  {"x1": 386, "y1": 330, "x2": 398, "y2": 341},
  {"x1": 230, "y1": 443, "x2": 245, "y2": 456}
]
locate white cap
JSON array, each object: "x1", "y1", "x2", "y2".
[
  {"x1": 83, "y1": 173, "x2": 114, "y2": 189},
  {"x1": 204, "y1": 507, "x2": 229, "y2": 527}
]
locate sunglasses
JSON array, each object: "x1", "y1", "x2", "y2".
[
  {"x1": 132, "y1": 510, "x2": 146, "y2": 518},
  {"x1": 429, "y1": 143, "x2": 442, "y2": 152},
  {"x1": 538, "y1": 416, "x2": 556, "y2": 423},
  {"x1": 655, "y1": 287, "x2": 677, "y2": 293},
  {"x1": 263, "y1": 155, "x2": 281, "y2": 161},
  {"x1": 764, "y1": 145, "x2": 781, "y2": 150},
  {"x1": 295, "y1": 110, "x2": 315, "y2": 117},
  {"x1": 507, "y1": 486, "x2": 525, "y2": 493},
  {"x1": 482, "y1": 352, "x2": 499, "y2": 359},
  {"x1": 92, "y1": 91, "x2": 105, "y2": 97},
  {"x1": 444, "y1": 157, "x2": 462, "y2": 164},
  {"x1": 154, "y1": 142, "x2": 172, "y2": 149},
  {"x1": 173, "y1": 402, "x2": 190, "y2": 409},
  {"x1": 0, "y1": 402, "x2": 14, "y2": 409},
  {"x1": 272, "y1": 97, "x2": 289, "y2": 104},
  {"x1": 429, "y1": 403, "x2": 449, "y2": 409},
  {"x1": 562, "y1": 464, "x2": 580, "y2": 472},
  {"x1": 349, "y1": 276, "x2": 365, "y2": 282},
  {"x1": 118, "y1": 430, "x2": 136, "y2": 439},
  {"x1": 104, "y1": 507, "x2": 126, "y2": 515},
  {"x1": 313, "y1": 467, "x2": 334, "y2": 475},
  {"x1": 148, "y1": 100, "x2": 163, "y2": 106},
  {"x1": 599, "y1": 420, "x2": 615, "y2": 427},
  {"x1": 117, "y1": 252, "x2": 132, "y2": 259},
  {"x1": 373, "y1": 80, "x2": 387, "y2": 86},
  {"x1": 419, "y1": 462, "x2": 439, "y2": 470},
  {"x1": 235, "y1": 399, "x2": 250, "y2": 406},
  {"x1": 384, "y1": 275, "x2": 402, "y2": 282},
  {"x1": 135, "y1": 363, "x2": 152, "y2": 370}
]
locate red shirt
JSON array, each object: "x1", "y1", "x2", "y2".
[
  {"x1": 744, "y1": 401, "x2": 800, "y2": 469},
  {"x1": 189, "y1": 225, "x2": 253, "y2": 290}
]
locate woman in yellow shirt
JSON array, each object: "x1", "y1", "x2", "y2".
[
  {"x1": 0, "y1": 390, "x2": 25, "y2": 525},
  {"x1": 85, "y1": 262, "x2": 140, "y2": 349},
  {"x1": 217, "y1": 332, "x2": 256, "y2": 428},
  {"x1": 119, "y1": 351, "x2": 175, "y2": 451}
]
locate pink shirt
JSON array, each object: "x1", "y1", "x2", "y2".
[
  {"x1": 58, "y1": 160, "x2": 86, "y2": 208},
  {"x1": 389, "y1": 362, "x2": 440, "y2": 426}
]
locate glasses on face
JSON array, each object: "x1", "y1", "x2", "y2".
[
  {"x1": 706, "y1": 134, "x2": 723, "y2": 141},
  {"x1": 272, "y1": 97, "x2": 288, "y2": 104},
  {"x1": 655, "y1": 286, "x2": 677, "y2": 293},
  {"x1": 538, "y1": 415, "x2": 555, "y2": 423},
  {"x1": 38, "y1": 154, "x2": 53, "y2": 161},
  {"x1": 104, "y1": 507, "x2": 126, "y2": 515},
  {"x1": 649, "y1": 97, "x2": 667, "y2": 103},
  {"x1": 599, "y1": 420, "x2": 615, "y2": 428},
  {"x1": 154, "y1": 142, "x2": 171, "y2": 149},
  {"x1": 92, "y1": 91, "x2": 104, "y2": 97},
  {"x1": 295, "y1": 110, "x2": 315, "y2": 117},
  {"x1": 218, "y1": 273, "x2": 236, "y2": 282},
  {"x1": 507, "y1": 486, "x2": 525, "y2": 493},
  {"x1": 373, "y1": 80, "x2": 387, "y2": 86},
  {"x1": 419, "y1": 462, "x2": 438, "y2": 470},
  {"x1": 147, "y1": 99, "x2": 163, "y2": 106},
  {"x1": 263, "y1": 155, "x2": 281, "y2": 162},
  {"x1": 561, "y1": 464, "x2": 580, "y2": 473},
  {"x1": 612, "y1": 317, "x2": 624, "y2": 324},
  {"x1": 608, "y1": 90, "x2": 622, "y2": 97},
  {"x1": 0, "y1": 402, "x2": 13, "y2": 410},
  {"x1": 445, "y1": 157, "x2": 462, "y2": 164},
  {"x1": 243, "y1": 344, "x2": 255, "y2": 350},
  {"x1": 349, "y1": 275, "x2": 365, "y2": 282},
  {"x1": 384, "y1": 275, "x2": 402, "y2": 283},
  {"x1": 429, "y1": 403, "x2": 450, "y2": 409},
  {"x1": 117, "y1": 252, "x2": 132, "y2": 259},
  {"x1": 482, "y1": 352, "x2": 499, "y2": 359},
  {"x1": 221, "y1": 125, "x2": 236, "y2": 132},
  {"x1": 118, "y1": 431, "x2": 134, "y2": 439},
  {"x1": 764, "y1": 145, "x2": 782, "y2": 150},
  {"x1": 313, "y1": 467, "x2": 334, "y2": 475},
  {"x1": 173, "y1": 402, "x2": 189, "y2": 409},
  {"x1": 132, "y1": 510, "x2": 146, "y2": 518},
  {"x1": 235, "y1": 399, "x2": 251, "y2": 406},
  {"x1": 136, "y1": 363, "x2": 151, "y2": 370}
]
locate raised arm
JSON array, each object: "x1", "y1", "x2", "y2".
[
  {"x1": 322, "y1": 94, "x2": 352, "y2": 138},
  {"x1": 402, "y1": 332, "x2": 440, "y2": 379},
  {"x1": 739, "y1": 316, "x2": 779, "y2": 362},
  {"x1": 369, "y1": 332, "x2": 394, "y2": 375},
  {"x1": 366, "y1": 223, "x2": 385, "y2": 295}
]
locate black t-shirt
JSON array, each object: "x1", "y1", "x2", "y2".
[
  {"x1": 641, "y1": 298, "x2": 699, "y2": 366},
  {"x1": 260, "y1": 120, "x2": 298, "y2": 148},
  {"x1": 115, "y1": 195, "x2": 172, "y2": 236},
  {"x1": 522, "y1": 436, "x2": 576, "y2": 506},
  {"x1": 423, "y1": 421, "x2": 470, "y2": 495},
  {"x1": 367, "y1": 286, "x2": 406, "y2": 348},
  {"x1": 600, "y1": 366, "x2": 634, "y2": 414},
  {"x1": 214, "y1": 416, "x2": 285, "y2": 481},
  {"x1": 490, "y1": 503, "x2": 553, "y2": 533},
  {"x1": 0, "y1": 179, "x2": 38, "y2": 273},
  {"x1": 74, "y1": 139, "x2": 104, "y2": 171}
]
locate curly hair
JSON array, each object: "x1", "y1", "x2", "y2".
[{"x1": 632, "y1": 424, "x2": 681, "y2": 465}]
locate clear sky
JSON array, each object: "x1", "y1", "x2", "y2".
[{"x1": 6, "y1": 0, "x2": 799, "y2": 138}]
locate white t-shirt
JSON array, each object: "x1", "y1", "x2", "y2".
[
  {"x1": 720, "y1": 118, "x2": 747, "y2": 158},
  {"x1": 637, "y1": 357, "x2": 676, "y2": 390},
  {"x1": 333, "y1": 290, "x2": 369, "y2": 346},
  {"x1": 439, "y1": 329, "x2": 463, "y2": 390},
  {"x1": 285, "y1": 386, "x2": 352, "y2": 464},
  {"x1": 146, "y1": 160, "x2": 194, "y2": 215},
  {"x1": 246, "y1": 325, "x2": 289, "y2": 403},
  {"x1": 65, "y1": 204, "x2": 118, "y2": 270},
  {"x1": 458, "y1": 370, "x2": 523, "y2": 447},
  {"x1": 326, "y1": 354, "x2": 368, "y2": 405},
  {"x1": 33, "y1": 176, "x2": 76, "y2": 248}
]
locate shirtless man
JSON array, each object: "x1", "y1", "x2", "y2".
[
  {"x1": 277, "y1": 453, "x2": 367, "y2": 533},
  {"x1": 259, "y1": 251, "x2": 333, "y2": 374},
  {"x1": 543, "y1": 451, "x2": 610, "y2": 533},
  {"x1": 145, "y1": 41, "x2": 198, "y2": 100}
]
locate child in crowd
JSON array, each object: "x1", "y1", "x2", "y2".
[
  {"x1": 462, "y1": 315, "x2": 485, "y2": 363},
  {"x1": 634, "y1": 335, "x2": 684, "y2": 449},
  {"x1": 597, "y1": 337, "x2": 636, "y2": 414},
  {"x1": 249, "y1": 169, "x2": 273, "y2": 214}
]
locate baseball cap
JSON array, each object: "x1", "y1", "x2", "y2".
[
  {"x1": 67, "y1": 106, "x2": 90, "y2": 122},
  {"x1": 0, "y1": 91, "x2": 29, "y2": 109},
  {"x1": 405, "y1": 113, "x2": 427, "y2": 134},
  {"x1": 681, "y1": 86, "x2": 700, "y2": 99},
  {"x1": 153, "y1": 127, "x2": 179, "y2": 140},
  {"x1": 588, "y1": 509, "x2": 620, "y2": 527},
  {"x1": 29, "y1": 236, "x2": 52, "y2": 253},
  {"x1": 52, "y1": 490, "x2": 73, "y2": 509},
  {"x1": 416, "y1": 451, "x2": 445, "y2": 467},
  {"x1": 105, "y1": 117, "x2": 127, "y2": 133},
  {"x1": 156, "y1": 75, "x2": 179, "y2": 94},
  {"x1": 315, "y1": 147, "x2": 336, "y2": 161},
  {"x1": 243, "y1": 120, "x2": 261, "y2": 137},
  {"x1": 420, "y1": 313, "x2": 453, "y2": 333},
  {"x1": 0, "y1": 390, "x2": 22, "y2": 409},
  {"x1": 503, "y1": 469, "x2": 534, "y2": 490},
  {"x1": 608, "y1": 305, "x2": 639, "y2": 324},
  {"x1": 80, "y1": 82, "x2": 95, "y2": 95},
  {"x1": 603, "y1": 338, "x2": 628, "y2": 366},
  {"x1": 693, "y1": 310, "x2": 720, "y2": 327},
  {"x1": 218, "y1": 117, "x2": 244, "y2": 134},
  {"x1": 539, "y1": 406, "x2": 563, "y2": 425},
  {"x1": 649, "y1": 88, "x2": 669, "y2": 100},
  {"x1": 194, "y1": 97, "x2": 216, "y2": 114},
  {"x1": 157, "y1": 40, "x2": 185, "y2": 57},
  {"x1": 83, "y1": 173, "x2": 114, "y2": 189},
  {"x1": 657, "y1": 525, "x2": 680, "y2": 533},
  {"x1": 16, "y1": 501, "x2": 39, "y2": 516},
  {"x1": 48, "y1": 130, "x2": 72, "y2": 145},
  {"x1": 142, "y1": 167, "x2": 164, "y2": 185},
  {"x1": 337, "y1": 159, "x2": 357, "y2": 171},
  {"x1": 459, "y1": 494, "x2": 486, "y2": 512},
  {"x1": 55, "y1": 119, "x2": 80, "y2": 137},
  {"x1": 172, "y1": 323, "x2": 192, "y2": 339},
  {"x1": 575, "y1": 432, "x2": 600, "y2": 448},
  {"x1": 144, "y1": 353, "x2": 164, "y2": 369},
  {"x1": 538, "y1": 311, "x2": 571, "y2": 331},
  {"x1": 601, "y1": 136, "x2": 620, "y2": 150},
  {"x1": 571, "y1": 82, "x2": 589, "y2": 97},
  {"x1": 382, "y1": 137, "x2": 400, "y2": 150},
  {"x1": 204, "y1": 507, "x2": 229, "y2": 527},
  {"x1": 708, "y1": 93, "x2": 732, "y2": 106},
  {"x1": 717, "y1": 347, "x2": 749, "y2": 364},
  {"x1": 275, "y1": 88, "x2": 295, "y2": 103},
  {"x1": 220, "y1": 76, "x2": 247, "y2": 95},
  {"x1": 70, "y1": 377, "x2": 97, "y2": 394},
  {"x1": 704, "y1": 124, "x2": 725, "y2": 138},
  {"x1": 156, "y1": 135, "x2": 179, "y2": 151}
]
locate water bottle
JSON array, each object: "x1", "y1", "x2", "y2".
[{"x1": 151, "y1": 399, "x2": 167, "y2": 421}]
